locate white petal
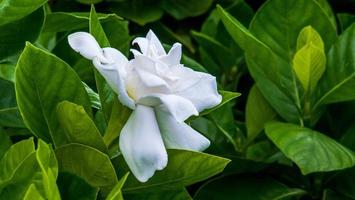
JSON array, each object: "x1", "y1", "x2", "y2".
[
  {"x1": 138, "y1": 94, "x2": 198, "y2": 122},
  {"x1": 156, "y1": 109, "x2": 210, "y2": 151},
  {"x1": 93, "y1": 48, "x2": 135, "y2": 109},
  {"x1": 159, "y1": 43, "x2": 182, "y2": 66},
  {"x1": 170, "y1": 66, "x2": 222, "y2": 112},
  {"x1": 68, "y1": 32, "x2": 108, "y2": 62},
  {"x1": 132, "y1": 37, "x2": 149, "y2": 55},
  {"x1": 119, "y1": 105, "x2": 168, "y2": 182},
  {"x1": 146, "y1": 30, "x2": 166, "y2": 56}
]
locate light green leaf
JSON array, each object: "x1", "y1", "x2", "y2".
[
  {"x1": 15, "y1": 43, "x2": 92, "y2": 146},
  {"x1": 35, "y1": 140, "x2": 60, "y2": 200},
  {"x1": 198, "y1": 91, "x2": 241, "y2": 117},
  {"x1": 116, "y1": 149, "x2": 230, "y2": 192},
  {"x1": 316, "y1": 24, "x2": 355, "y2": 106},
  {"x1": 106, "y1": 173, "x2": 129, "y2": 200},
  {"x1": 57, "y1": 101, "x2": 107, "y2": 153},
  {"x1": 0, "y1": 7, "x2": 44, "y2": 61},
  {"x1": 23, "y1": 184, "x2": 45, "y2": 200},
  {"x1": 265, "y1": 122, "x2": 355, "y2": 174},
  {"x1": 161, "y1": 0, "x2": 213, "y2": 20},
  {"x1": 293, "y1": 26, "x2": 326, "y2": 92},
  {"x1": 0, "y1": 0, "x2": 47, "y2": 25},
  {"x1": 194, "y1": 175, "x2": 306, "y2": 200},
  {"x1": 246, "y1": 85, "x2": 276, "y2": 142},
  {"x1": 83, "y1": 82, "x2": 101, "y2": 110},
  {"x1": 55, "y1": 143, "x2": 118, "y2": 189}
]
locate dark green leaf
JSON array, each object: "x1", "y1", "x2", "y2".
[{"x1": 161, "y1": 0, "x2": 213, "y2": 20}]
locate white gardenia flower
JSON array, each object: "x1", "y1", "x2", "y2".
[{"x1": 68, "y1": 30, "x2": 222, "y2": 182}]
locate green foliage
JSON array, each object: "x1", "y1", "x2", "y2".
[{"x1": 0, "y1": 0, "x2": 354, "y2": 199}]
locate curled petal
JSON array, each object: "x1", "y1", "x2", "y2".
[
  {"x1": 138, "y1": 94, "x2": 198, "y2": 122},
  {"x1": 93, "y1": 48, "x2": 135, "y2": 109},
  {"x1": 156, "y1": 109, "x2": 210, "y2": 151},
  {"x1": 159, "y1": 43, "x2": 182, "y2": 66},
  {"x1": 119, "y1": 105, "x2": 168, "y2": 182},
  {"x1": 146, "y1": 30, "x2": 166, "y2": 56},
  {"x1": 68, "y1": 32, "x2": 108, "y2": 62},
  {"x1": 132, "y1": 37, "x2": 149, "y2": 55},
  {"x1": 170, "y1": 66, "x2": 222, "y2": 112}
]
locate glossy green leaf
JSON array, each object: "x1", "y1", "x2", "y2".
[
  {"x1": 23, "y1": 184, "x2": 45, "y2": 200},
  {"x1": 316, "y1": 24, "x2": 355, "y2": 105},
  {"x1": 35, "y1": 140, "x2": 61, "y2": 200},
  {"x1": 198, "y1": 90, "x2": 241, "y2": 117},
  {"x1": 55, "y1": 143, "x2": 118, "y2": 189},
  {"x1": 194, "y1": 175, "x2": 306, "y2": 200},
  {"x1": 109, "y1": 0, "x2": 163, "y2": 25},
  {"x1": 115, "y1": 149, "x2": 230, "y2": 192},
  {"x1": 0, "y1": 7, "x2": 44, "y2": 61},
  {"x1": 57, "y1": 101, "x2": 107, "y2": 153},
  {"x1": 246, "y1": 85, "x2": 276, "y2": 142},
  {"x1": 83, "y1": 82, "x2": 101, "y2": 110},
  {"x1": 15, "y1": 43, "x2": 92, "y2": 146},
  {"x1": 106, "y1": 173, "x2": 129, "y2": 200},
  {"x1": 293, "y1": 26, "x2": 326, "y2": 92},
  {"x1": 0, "y1": 0, "x2": 47, "y2": 25},
  {"x1": 57, "y1": 172, "x2": 99, "y2": 200},
  {"x1": 161, "y1": 0, "x2": 213, "y2": 20},
  {"x1": 265, "y1": 122, "x2": 355, "y2": 174}
]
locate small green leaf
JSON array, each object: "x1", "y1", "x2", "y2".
[
  {"x1": 106, "y1": 173, "x2": 129, "y2": 200},
  {"x1": 55, "y1": 143, "x2": 118, "y2": 189},
  {"x1": 265, "y1": 122, "x2": 355, "y2": 174},
  {"x1": 115, "y1": 149, "x2": 230, "y2": 192},
  {"x1": 15, "y1": 43, "x2": 92, "y2": 146},
  {"x1": 57, "y1": 101, "x2": 107, "y2": 153},
  {"x1": 246, "y1": 85, "x2": 276, "y2": 142},
  {"x1": 293, "y1": 26, "x2": 326, "y2": 93}
]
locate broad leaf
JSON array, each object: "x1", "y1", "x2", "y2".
[
  {"x1": 15, "y1": 43, "x2": 92, "y2": 146},
  {"x1": 0, "y1": 130, "x2": 12, "y2": 160},
  {"x1": 125, "y1": 188, "x2": 192, "y2": 200},
  {"x1": 265, "y1": 122, "x2": 355, "y2": 174},
  {"x1": 57, "y1": 101, "x2": 107, "y2": 153},
  {"x1": 161, "y1": 0, "x2": 213, "y2": 20},
  {"x1": 194, "y1": 175, "x2": 306, "y2": 200},
  {"x1": 55, "y1": 143, "x2": 118, "y2": 189},
  {"x1": 115, "y1": 149, "x2": 230, "y2": 192}
]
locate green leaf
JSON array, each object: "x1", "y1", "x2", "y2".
[
  {"x1": 55, "y1": 143, "x2": 118, "y2": 189},
  {"x1": 23, "y1": 184, "x2": 45, "y2": 200},
  {"x1": 194, "y1": 175, "x2": 306, "y2": 200},
  {"x1": 83, "y1": 82, "x2": 101, "y2": 110},
  {"x1": 15, "y1": 43, "x2": 92, "y2": 146},
  {"x1": 0, "y1": 0, "x2": 47, "y2": 25},
  {"x1": 115, "y1": 149, "x2": 230, "y2": 192},
  {"x1": 106, "y1": 173, "x2": 129, "y2": 200},
  {"x1": 0, "y1": 7, "x2": 44, "y2": 61},
  {"x1": 329, "y1": 167, "x2": 355, "y2": 199},
  {"x1": 198, "y1": 91, "x2": 241, "y2": 117},
  {"x1": 125, "y1": 188, "x2": 192, "y2": 200},
  {"x1": 0, "y1": 129, "x2": 12, "y2": 160},
  {"x1": 109, "y1": 0, "x2": 163, "y2": 25},
  {"x1": 35, "y1": 140, "x2": 60, "y2": 200},
  {"x1": 246, "y1": 85, "x2": 276, "y2": 142},
  {"x1": 57, "y1": 101, "x2": 107, "y2": 153},
  {"x1": 57, "y1": 172, "x2": 99, "y2": 200},
  {"x1": 293, "y1": 26, "x2": 326, "y2": 93},
  {"x1": 265, "y1": 122, "x2": 355, "y2": 174},
  {"x1": 76, "y1": 0, "x2": 103, "y2": 5},
  {"x1": 161, "y1": 0, "x2": 213, "y2": 20},
  {"x1": 316, "y1": 24, "x2": 355, "y2": 105},
  {"x1": 217, "y1": 5, "x2": 301, "y2": 123}
]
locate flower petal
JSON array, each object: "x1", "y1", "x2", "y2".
[
  {"x1": 132, "y1": 37, "x2": 148, "y2": 55},
  {"x1": 156, "y1": 109, "x2": 210, "y2": 151},
  {"x1": 68, "y1": 32, "x2": 108, "y2": 62},
  {"x1": 93, "y1": 47, "x2": 135, "y2": 109},
  {"x1": 119, "y1": 105, "x2": 168, "y2": 182},
  {"x1": 138, "y1": 94, "x2": 198, "y2": 122},
  {"x1": 159, "y1": 43, "x2": 182, "y2": 66},
  {"x1": 170, "y1": 66, "x2": 222, "y2": 112},
  {"x1": 146, "y1": 30, "x2": 166, "y2": 56}
]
